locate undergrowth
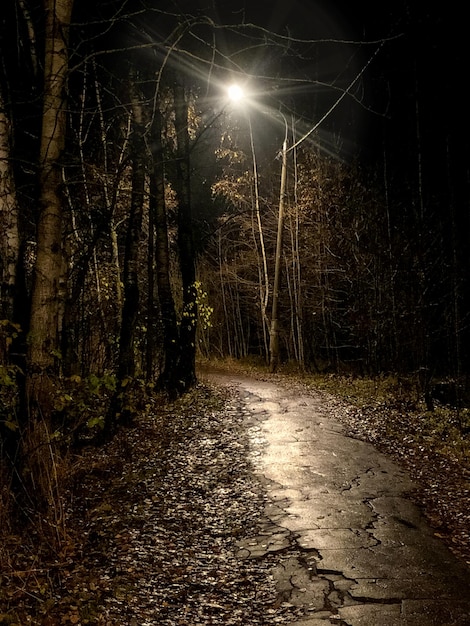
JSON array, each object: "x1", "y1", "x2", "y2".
[{"x1": 302, "y1": 371, "x2": 470, "y2": 464}]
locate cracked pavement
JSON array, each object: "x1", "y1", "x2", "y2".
[{"x1": 205, "y1": 371, "x2": 470, "y2": 626}]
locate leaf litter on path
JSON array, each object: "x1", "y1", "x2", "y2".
[{"x1": 1, "y1": 383, "x2": 306, "y2": 625}]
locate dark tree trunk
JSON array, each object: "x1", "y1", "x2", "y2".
[
  {"x1": 22, "y1": 0, "x2": 73, "y2": 519},
  {"x1": 149, "y1": 106, "x2": 180, "y2": 392},
  {"x1": 105, "y1": 73, "x2": 145, "y2": 437},
  {"x1": 172, "y1": 81, "x2": 197, "y2": 391},
  {"x1": 146, "y1": 175, "x2": 156, "y2": 382}
]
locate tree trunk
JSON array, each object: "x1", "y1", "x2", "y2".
[
  {"x1": 23, "y1": 0, "x2": 73, "y2": 520},
  {"x1": 150, "y1": 106, "x2": 180, "y2": 391},
  {"x1": 27, "y1": 0, "x2": 73, "y2": 389},
  {"x1": 93, "y1": 60, "x2": 129, "y2": 323},
  {"x1": 146, "y1": 175, "x2": 156, "y2": 382},
  {"x1": 269, "y1": 139, "x2": 288, "y2": 372},
  {"x1": 172, "y1": 82, "x2": 197, "y2": 391},
  {"x1": 117, "y1": 80, "x2": 146, "y2": 383},
  {"x1": 104, "y1": 74, "x2": 146, "y2": 437},
  {"x1": 248, "y1": 116, "x2": 270, "y2": 361}
]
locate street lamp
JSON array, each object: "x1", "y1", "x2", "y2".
[
  {"x1": 227, "y1": 84, "x2": 288, "y2": 372},
  {"x1": 227, "y1": 84, "x2": 244, "y2": 102}
]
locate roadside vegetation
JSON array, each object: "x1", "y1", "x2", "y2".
[{"x1": 308, "y1": 372, "x2": 470, "y2": 464}]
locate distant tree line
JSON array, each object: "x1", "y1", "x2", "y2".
[{"x1": 202, "y1": 139, "x2": 469, "y2": 389}]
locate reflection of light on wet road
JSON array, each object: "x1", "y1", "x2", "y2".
[{"x1": 201, "y1": 371, "x2": 470, "y2": 623}]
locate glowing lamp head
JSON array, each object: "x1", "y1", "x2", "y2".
[{"x1": 227, "y1": 84, "x2": 244, "y2": 102}]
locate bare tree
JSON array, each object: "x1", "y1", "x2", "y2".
[
  {"x1": 27, "y1": 0, "x2": 74, "y2": 401},
  {"x1": 23, "y1": 0, "x2": 74, "y2": 521},
  {"x1": 104, "y1": 66, "x2": 146, "y2": 436},
  {"x1": 150, "y1": 102, "x2": 180, "y2": 391},
  {"x1": 172, "y1": 79, "x2": 197, "y2": 390}
]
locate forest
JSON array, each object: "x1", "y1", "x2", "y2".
[{"x1": 0, "y1": 0, "x2": 469, "y2": 602}]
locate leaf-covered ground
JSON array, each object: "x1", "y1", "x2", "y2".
[
  {"x1": 0, "y1": 383, "x2": 306, "y2": 625},
  {"x1": 1, "y1": 369, "x2": 469, "y2": 625}
]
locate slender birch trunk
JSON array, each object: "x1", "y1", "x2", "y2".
[
  {"x1": 248, "y1": 116, "x2": 270, "y2": 360},
  {"x1": 117, "y1": 80, "x2": 145, "y2": 382},
  {"x1": 104, "y1": 71, "x2": 146, "y2": 438}
]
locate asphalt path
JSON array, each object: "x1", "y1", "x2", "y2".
[{"x1": 203, "y1": 370, "x2": 470, "y2": 626}]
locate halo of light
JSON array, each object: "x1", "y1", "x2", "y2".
[{"x1": 227, "y1": 84, "x2": 244, "y2": 102}]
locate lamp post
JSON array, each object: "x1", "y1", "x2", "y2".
[{"x1": 226, "y1": 84, "x2": 289, "y2": 371}]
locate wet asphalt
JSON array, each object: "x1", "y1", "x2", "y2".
[{"x1": 205, "y1": 371, "x2": 470, "y2": 626}]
